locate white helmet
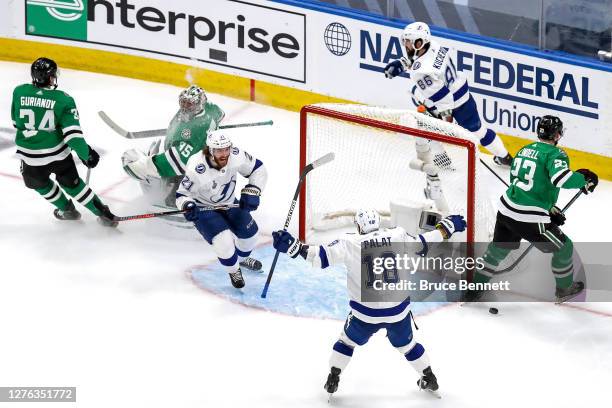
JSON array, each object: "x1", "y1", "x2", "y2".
[
  {"x1": 354, "y1": 209, "x2": 380, "y2": 234},
  {"x1": 179, "y1": 85, "x2": 206, "y2": 119},
  {"x1": 207, "y1": 129, "x2": 232, "y2": 150},
  {"x1": 401, "y1": 22, "x2": 431, "y2": 51}
]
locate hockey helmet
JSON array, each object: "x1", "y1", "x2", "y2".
[
  {"x1": 355, "y1": 209, "x2": 380, "y2": 234},
  {"x1": 537, "y1": 115, "x2": 564, "y2": 140},
  {"x1": 179, "y1": 85, "x2": 207, "y2": 118},
  {"x1": 207, "y1": 129, "x2": 232, "y2": 150},
  {"x1": 31, "y1": 57, "x2": 58, "y2": 88},
  {"x1": 401, "y1": 22, "x2": 431, "y2": 51}
]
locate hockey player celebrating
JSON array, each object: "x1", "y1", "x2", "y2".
[
  {"x1": 122, "y1": 84, "x2": 225, "y2": 206},
  {"x1": 272, "y1": 209, "x2": 467, "y2": 398},
  {"x1": 384, "y1": 22, "x2": 513, "y2": 166},
  {"x1": 11, "y1": 57, "x2": 117, "y2": 226},
  {"x1": 175, "y1": 130, "x2": 267, "y2": 288},
  {"x1": 467, "y1": 115, "x2": 598, "y2": 303}
]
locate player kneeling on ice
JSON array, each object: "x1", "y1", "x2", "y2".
[
  {"x1": 384, "y1": 22, "x2": 512, "y2": 166},
  {"x1": 467, "y1": 115, "x2": 599, "y2": 303},
  {"x1": 175, "y1": 130, "x2": 267, "y2": 288},
  {"x1": 272, "y1": 209, "x2": 466, "y2": 398},
  {"x1": 122, "y1": 85, "x2": 225, "y2": 209}
]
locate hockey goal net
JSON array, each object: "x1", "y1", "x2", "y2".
[{"x1": 298, "y1": 103, "x2": 496, "y2": 243}]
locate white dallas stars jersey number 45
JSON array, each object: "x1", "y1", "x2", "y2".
[{"x1": 176, "y1": 147, "x2": 267, "y2": 208}]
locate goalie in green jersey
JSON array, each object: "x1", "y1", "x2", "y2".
[
  {"x1": 121, "y1": 84, "x2": 225, "y2": 209},
  {"x1": 468, "y1": 115, "x2": 599, "y2": 303},
  {"x1": 11, "y1": 57, "x2": 117, "y2": 226}
]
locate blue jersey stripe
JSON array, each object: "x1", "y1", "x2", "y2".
[
  {"x1": 429, "y1": 86, "x2": 450, "y2": 103},
  {"x1": 453, "y1": 82, "x2": 469, "y2": 101},
  {"x1": 349, "y1": 299, "x2": 410, "y2": 317},
  {"x1": 319, "y1": 246, "x2": 330, "y2": 269}
]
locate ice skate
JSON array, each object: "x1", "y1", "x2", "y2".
[
  {"x1": 97, "y1": 204, "x2": 118, "y2": 228},
  {"x1": 239, "y1": 257, "x2": 262, "y2": 272},
  {"x1": 493, "y1": 153, "x2": 513, "y2": 166},
  {"x1": 229, "y1": 268, "x2": 245, "y2": 289},
  {"x1": 555, "y1": 281, "x2": 584, "y2": 304},
  {"x1": 53, "y1": 200, "x2": 81, "y2": 221},
  {"x1": 417, "y1": 366, "x2": 440, "y2": 398},
  {"x1": 324, "y1": 367, "x2": 341, "y2": 402}
]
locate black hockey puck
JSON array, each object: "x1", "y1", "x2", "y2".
[{"x1": 489, "y1": 307, "x2": 499, "y2": 315}]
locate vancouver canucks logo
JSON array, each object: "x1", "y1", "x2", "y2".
[
  {"x1": 181, "y1": 128, "x2": 191, "y2": 140},
  {"x1": 27, "y1": 0, "x2": 84, "y2": 22}
]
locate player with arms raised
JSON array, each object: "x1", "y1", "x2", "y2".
[
  {"x1": 122, "y1": 85, "x2": 225, "y2": 206},
  {"x1": 384, "y1": 22, "x2": 512, "y2": 166},
  {"x1": 272, "y1": 209, "x2": 467, "y2": 398},
  {"x1": 467, "y1": 116, "x2": 598, "y2": 302},
  {"x1": 175, "y1": 130, "x2": 267, "y2": 288},
  {"x1": 11, "y1": 57, "x2": 117, "y2": 226}
]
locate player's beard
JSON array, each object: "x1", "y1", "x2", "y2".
[
  {"x1": 213, "y1": 154, "x2": 229, "y2": 168},
  {"x1": 405, "y1": 46, "x2": 416, "y2": 62}
]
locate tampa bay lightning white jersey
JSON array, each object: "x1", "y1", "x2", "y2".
[
  {"x1": 306, "y1": 227, "x2": 444, "y2": 324},
  {"x1": 409, "y1": 40, "x2": 470, "y2": 112},
  {"x1": 175, "y1": 146, "x2": 267, "y2": 208}
]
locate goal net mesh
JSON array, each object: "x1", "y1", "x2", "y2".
[{"x1": 300, "y1": 103, "x2": 497, "y2": 243}]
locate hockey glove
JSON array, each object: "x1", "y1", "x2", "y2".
[
  {"x1": 182, "y1": 201, "x2": 199, "y2": 222},
  {"x1": 239, "y1": 185, "x2": 261, "y2": 211},
  {"x1": 272, "y1": 230, "x2": 302, "y2": 258},
  {"x1": 436, "y1": 215, "x2": 466, "y2": 239},
  {"x1": 576, "y1": 169, "x2": 598, "y2": 194},
  {"x1": 384, "y1": 57, "x2": 411, "y2": 79},
  {"x1": 549, "y1": 206, "x2": 566, "y2": 226},
  {"x1": 82, "y1": 146, "x2": 100, "y2": 168}
]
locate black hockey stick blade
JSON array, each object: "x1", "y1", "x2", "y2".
[{"x1": 261, "y1": 152, "x2": 335, "y2": 298}]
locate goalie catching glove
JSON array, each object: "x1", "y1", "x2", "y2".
[
  {"x1": 435, "y1": 215, "x2": 466, "y2": 239},
  {"x1": 239, "y1": 184, "x2": 261, "y2": 211},
  {"x1": 121, "y1": 148, "x2": 160, "y2": 181},
  {"x1": 272, "y1": 230, "x2": 304, "y2": 258}
]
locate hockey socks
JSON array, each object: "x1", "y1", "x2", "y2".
[
  {"x1": 551, "y1": 238, "x2": 574, "y2": 289},
  {"x1": 476, "y1": 243, "x2": 512, "y2": 283},
  {"x1": 36, "y1": 181, "x2": 69, "y2": 210},
  {"x1": 62, "y1": 178, "x2": 104, "y2": 216}
]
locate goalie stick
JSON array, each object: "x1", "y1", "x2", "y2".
[
  {"x1": 98, "y1": 111, "x2": 273, "y2": 139},
  {"x1": 261, "y1": 152, "x2": 335, "y2": 298}
]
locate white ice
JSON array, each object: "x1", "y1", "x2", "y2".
[{"x1": 0, "y1": 61, "x2": 611, "y2": 408}]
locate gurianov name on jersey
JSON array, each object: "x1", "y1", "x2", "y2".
[
  {"x1": 24, "y1": 0, "x2": 306, "y2": 82},
  {"x1": 357, "y1": 30, "x2": 600, "y2": 131}
]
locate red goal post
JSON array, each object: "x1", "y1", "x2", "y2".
[{"x1": 298, "y1": 104, "x2": 484, "y2": 243}]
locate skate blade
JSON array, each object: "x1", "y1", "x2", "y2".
[
  {"x1": 426, "y1": 389, "x2": 442, "y2": 399},
  {"x1": 327, "y1": 393, "x2": 333, "y2": 404},
  {"x1": 555, "y1": 289, "x2": 585, "y2": 304}
]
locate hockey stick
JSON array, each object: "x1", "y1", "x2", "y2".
[
  {"x1": 114, "y1": 204, "x2": 238, "y2": 222},
  {"x1": 261, "y1": 152, "x2": 335, "y2": 298},
  {"x1": 86, "y1": 167, "x2": 91, "y2": 184},
  {"x1": 480, "y1": 158, "x2": 509, "y2": 187},
  {"x1": 98, "y1": 111, "x2": 273, "y2": 139},
  {"x1": 488, "y1": 189, "x2": 584, "y2": 276}
]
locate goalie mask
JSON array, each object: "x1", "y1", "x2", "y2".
[
  {"x1": 401, "y1": 22, "x2": 431, "y2": 61},
  {"x1": 355, "y1": 209, "x2": 380, "y2": 234},
  {"x1": 178, "y1": 85, "x2": 206, "y2": 120}
]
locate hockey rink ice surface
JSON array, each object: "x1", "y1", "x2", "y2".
[{"x1": 1, "y1": 61, "x2": 611, "y2": 408}]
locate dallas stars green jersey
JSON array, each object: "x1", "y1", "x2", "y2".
[
  {"x1": 151, "y1": 101, "x2": 225, "y2": 177},
  {"x1": 499, "y1": 141, "x2": 586, "y2": 223},
  {"x1": 11, "y1": 84, "x2": 89, "y2": 166}
]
